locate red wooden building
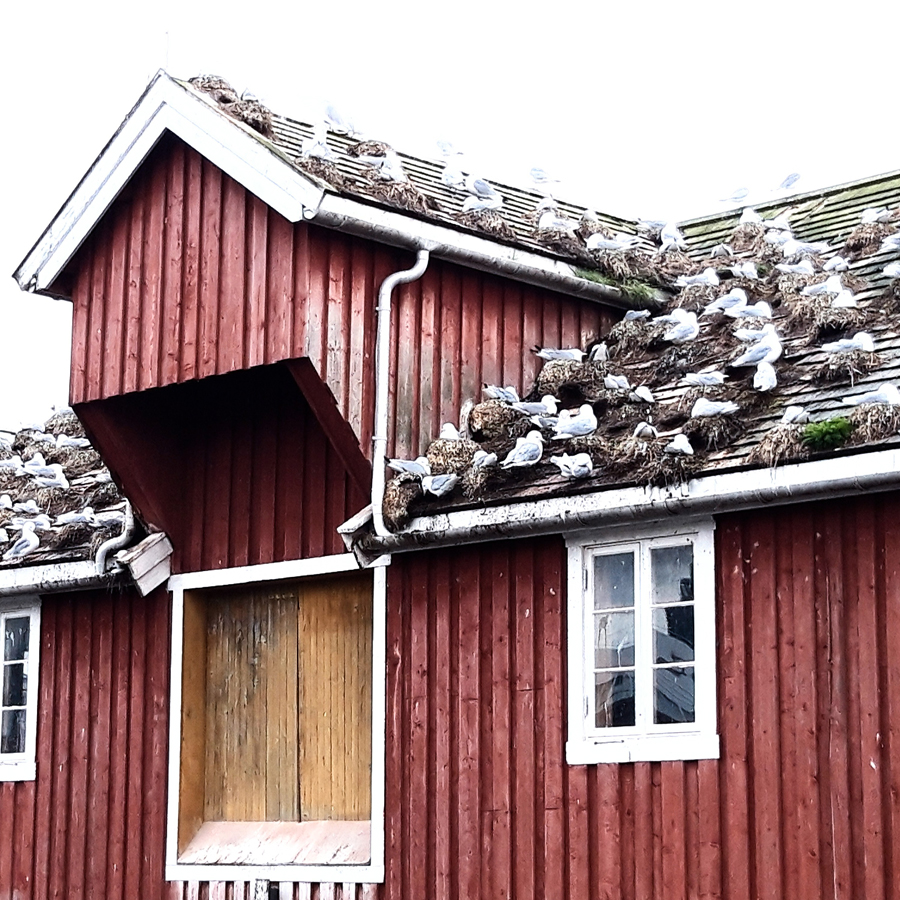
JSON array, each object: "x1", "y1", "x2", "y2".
[{"x1": 2, "y1": 72, "x2": 898, "y2": 900}]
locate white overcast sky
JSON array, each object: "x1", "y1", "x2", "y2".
[{"x1": 2, "y1": 0, "x2": 897, "y2": 430}]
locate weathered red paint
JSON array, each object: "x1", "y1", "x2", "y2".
[{"x1": 61, "y1": 135, "x2": 617, "y2": 461}]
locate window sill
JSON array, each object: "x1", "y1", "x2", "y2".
[
  {"x1": 178, "y1": 820, "x2": 371, "y2": 866},
  {"x1": 0, "y1": 760, "x2": 36, "y2": 782},
  {"x1": 566, "y1": 732, "x2": 720, "y2": 765}
]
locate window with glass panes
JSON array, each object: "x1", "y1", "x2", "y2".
[
  {"x1": 566, "y1": 522, "x2": 718, "y2": 764},
  {"x1": 0, "y1": 600, "x2": 41, "y2": 780}
]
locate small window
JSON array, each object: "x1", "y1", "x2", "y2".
[
  {"x1": 566, "y1": 521, "x2": 718, "y2": 764},
  {"x1": 0, "y1": 598, "x2": 41, "y2": 782}
]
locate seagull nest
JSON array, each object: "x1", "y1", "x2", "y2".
[
  {"x1": 787, "y1": 295, "x2": 866, "y2": 339},
  {"x1": 746, "y1": 423, "x2": 809, "y2": 467},
  {"x1": 843, "y1": 222, "x2": 897, "y2": 258},
  {"x1": 221, "y1": 99, "x2": 273, "y2": 137},
  {"x1": 43, "y1": 447, "x2": 103, "y2": 476},
  {"x1": 454, "y1": 210, "x2": 517, "y2": 242},
  {"x1": 460, "y1": 464, "x2": 494, "y2": 501},
  {"x1": 346, "y1": 140, "x2": 392, "y2": 158},
  {"x1": 426, "y1": 437, "x2": 480, "y2": 475},
  {"x1": 589, "y1": 249, "x2": 645, "y2": 281},
  {"x1": 467, "y1": 401, "x2": 530, "y2": 443},
  {"x1": 555, "y1": 434, "x2": 608, "y2": 458},
  {"x1": 577, "y1": 221, "x2": 611, "y2": 241},
  {"x1": 44, "y1": 409, "x2": 85, "y2": 438},
  {"x1": 648, "y1": 343, "x2": 718, "y2": 387},
  {"x1": 382, "y1": 474, "x2": 422, "y2": 533},
  {"x1": 603, "y1": 435, "x2": 662, "y2": 474},
  {"x1": 650, "y1": 250, "x2": 696, "y2": 280},
  {"x1": 811, "y1": 349, "x2": 881, "y2": 383},
  {"x1": 531, "y1": 361, "x2": 607, "y2": 403},
  {"x1": 188, "y1": 75, "x2": 239, "y2": 105},
  {"x1": 607, "y1": 318, "x2": 665, "y2": 356},
  {"x1": 535, "y1": 231, "x2": 592, "y2": 263},
  {"x1": 846, "y1": 403, "x2": 900, "y2": 445},
  {"x1": 729, "y1": 223, "x2": 766, "y2": 254},
  {"x1": 355, "y1": 176, "x2": 440, "y2": 215},
  {"x1": 684, "y1": 413, "x2": 746, "y2": 451},
  {"x1": 673, "y1": 283, "x2": 718, "y2": 310},
  {"x1": 294, "y1": 157, "x2": 352, "y2": 190},
  {"x1": 777, "y1": 273, "x2": 817, "y2": 296},
  {"x1": 631, "y1": 444, "x2": 701, "y2": 489},
  {"x1": 675, "y1": 384, "x2": 729, "y2": 413}
]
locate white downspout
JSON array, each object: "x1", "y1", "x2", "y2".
[{"x1": 372, "y1": 249, "x2": 431, "y2": 537}]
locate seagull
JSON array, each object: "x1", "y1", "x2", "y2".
[
  {"x1": 665, "y1": 434, "x2": 694, "y2": 455},
  {"x1": 512, "y1": 395, "x2": 559, "y2": 416},
  {"x1": 739, "y1": 208, "x2": 763, "y2": 225},
  {"x1": 530, "y1": 414, "x2": 559, "y2": 429},
  {"x1": 703, "y1": 287, "x2": 747, "y2": 315},
  {"x1": 56, "y1": 433, "x2": 91, "y2": 449},
  {"x1": 765, "y1": 230, "x2": 793, "y2": 247},
  {"x1": 588, "y1": 343, "x2": 609, "y2": 362},
  {"x1": 500, "y1": 431, "x2": 545, "y2": 468},
  {"x1": 753, "y1": 361, "x2": 778, "y2": 392},
  {"x1": 624, "y1": 309, "x2": 651, "y2": 321},
  {"x1": 764, "y1": 213, "x2": 792, "y2": 232},
  {"x1": 728, "y1": 261, "x2": 759, "y2": 280},
  {"x1": 776, "y1": 173, "x2": 801, "y2": 191},
  {"x1": 388, "y1": 456, "x2": 432, "y2": 477},
  {"x1": 731, "y1": 325, "x2": 782, "y2": 365},
  {"x1": 472, "y1": 450, "x2": 498, "y2": 468},
  {"x1": 884, "y1": 262, "x2": 900, "y2": 280},
  {"x1": 0, "y1": 493, "x2": 11, "y2": 510},
  {"x1": 436, "y1": 139, "x2": 462, "y2": 158},
  {"x1": 822, "y1": 332, "x2": 876, "y2": 353},
  {"x1": 549, "y1": 453, "x2": 594, "y2": 479},
  {"x1": 483, "y1": 384, "x2": 520, "y2": 403},
  {"x1": 54, "y1": 506, "x2": 97, "y2": 526},
  {"x1": 464, "y1": 174, "x2": 500, "y2": 200},
  {"x1": 461, "y1": 195, "x2": 503, "y2": 213},
  {"x1": 823, "y1": 255, "x2": 850, "y2": 273},
  {"x1": 675, "y1": 267, "x2": 719, "y2": 288},
  {"x1": 629, "y1": 386, "x2": 655, "y2": 403},
  {"x1": 530, "y1": 167, "x2": 560, "y2": 191},
  {"x1": 691, "y1": 398, "x2": 739, "y2": 417},
  {"x1": 439, "y1": 423, "x2": 462, "y2": 440},
  {"x1": 663, "y1": 310, "x2": 700, "y2": 343},
  {"x1": 861, "y1": 207, "x2": 892, "y2": 224},
  {"x1": 682, "y1": 371, "x2": 727, "y2": 387},
  {"x1": 831, "y1": 289, "x2": 857, "y2": 308},
  {"x1": 776, "y1": 259, "x2": 816, "y2": 276},
  {"x1": 603, "y1": 374, "x2": 631, "y2": 391},
  {"x1": 659, "y1": 222, "x2": 688, "y2": 253},
  {"x1": 801, "y1": 274, "x2": 845, "y2": 296},
  {"x1": 33, "y1": 465, "x2": 69, "y2": 490},
  {"x1": 324, "y1": 103, "x2": 357, "y2": 136},
  {"x1": 2, "y1": 521, "x2": 39, "y2": 561},
  {"x1": 358, "y1": 150, "x2": 408, "y2": 183},
  {"x1": 13, "y1": 499, "x2": 40, "y2": 514},
  {"x1": 441, "y1": 164, "x2": 466, "y2": 189},
  {"x1": 552, "y1": 405, "x2": 598, "y2": 440},
  {"x1": 842, "y1": 383, "x2": 900, "y2": 406},
  {"x1": 724, "y1": 300, "x2": 772, "y2": 319},
  {"x1": 22, "y1": 453, "x2": 47, "y2": 473},
  {"x1": 421, "y1": 474, "x2": 459, "y2": 497},
  {"x1": 0, "y1": 455, "x2": 24, "y2": 473},
  {"x1": 783, "y1": 237, "x2": 830, "y2": 257},
  {"x1": 302, "y1": 121, "x2": 336, "y2": 161},
  {"x1": 9, "y1": 514, "x2": 51, "y2": 532},
  {"x1": 538, "y1": 208, "x2": 577, "y2": 233},
  {"x1": 781, "y1": 405, "x2": 809, "y2": 424},
  {"x1": 632, "y1": 421, "x2": 658, "y2": 439},
  {"x1": 733, "y1": 326, "x2": 768, "y2": 342},
  {"x1": 534, "y1": 347, "x2": 585, "y2": 362},
  {"x1": 585, "y1": 233, "x2": 639, "y2": 252},
  {"x1": 0, "y1": 528, "x2": 6, "y2": 544},
  {"x1": 880, "y1": 234, "x2": 900, "y2": 253},
  {"x1": 710, "y1": 243, "x2": 734, "y2": 258},
  {"x1": 721, "y1": 187, "x2": 749, "y2": 203}
]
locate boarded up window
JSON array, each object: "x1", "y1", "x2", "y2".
[{"x1": 177, "y1": 570, "x2": 373, "y2": 856}]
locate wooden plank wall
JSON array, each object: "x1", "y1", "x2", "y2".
[
  {"x1": 0, "y1": 585, "x2": 170, "y2": 900},
  {"x1": 64, "y1": 135, "x2": 617, "y2": 461}
]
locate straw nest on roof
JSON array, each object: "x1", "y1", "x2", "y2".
[
  {"x1": 747, "y1": 423, "x2": 809, "y2": 467},
  {"x1": 729, "y1": 223, "x2": 765, "y2": 253},
  {"x1": 188, "y1": 75, "x2": 239, "y2": 105},
  {"x1": 454, "y1": 210, "x2": 517, "y2": 242},
  {"x1": 44, "y1": 409, "x2": 85, "y2": 438},
  {"x1": 535, "y1": 231, "x2": 592, "y2": 263},
  {"x1": 684, "y1": 413, "x2": 746, "y2": 451},
  {"x1": 577, "y1": 220, "x2": 611, "y2": 241},
  {"x1": 222, "y1": 99, "x2": 273, "y2": 138},
  {"x1": 295, "y1": 157, "x2": 352, "y2": 191},
  {"x1": 346, "y1": 140, "x2": 392, "y2": 157},
  {"x1": 355, "y1": 176, "x2": 440, "y2": 215},
  {"x1": 846, "y1": 403, "x2": 900, "y2": 445},
  {"x1": 426, "y1": 437, "x2": 480, "y2": 475},
  {"x1": 618, "y1": 440, "x2": 701, "y2": 488},
  {"x1": 382, "y1": 474, "x2": 422, "y2": 533},
  {"x1": 607, "y1": 318, "x2": 666, "y2": 356},
  {"x1": 787, "y1": 296, "x2": 866, "y2": 339},
  {"x1": 531, "y1": 360, "x2": 608, "y2": 403},
  {"x1": 673, "y1": 283, "x2": 718, "y2": 311},
  {"x1": 843, "y1": 222, "x2": 897, "y2": 258},
  {"x1": 811, "y1": 349, "x2": 881, "y2": 383},
  {"x1": 467, "y1": 401, "x2": 530, "y2": 443}
]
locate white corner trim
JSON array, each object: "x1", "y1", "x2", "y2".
[
  {"x1": 167, "y1": 552, "x2": 381, "y2": 591},
  {"x1": 15, "y1": 73, "x2": 323, "y2": 295},
  {"x1": 165, "y1": 559, "x2": 388, "y2": 883}
]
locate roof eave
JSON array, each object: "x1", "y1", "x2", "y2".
[
  {"x1": 344, "y1": 448, "x2": 900, "y2": 564},
  {"x1": 0, "y1": 559, "x2": 123, "y2": 597}
]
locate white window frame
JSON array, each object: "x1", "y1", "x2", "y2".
[
  {"x1": 566, "y1": 519, "x2": 719, "y2": 764},
  {"x1": 0, "y1": 596, "x2": 41, "y2": 782},
  {"x1": 165, "y1": 553, "x2": 388, "y2": 884}
]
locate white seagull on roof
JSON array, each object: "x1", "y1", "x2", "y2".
[
  {"x1": 501, "y1": 431, "x2": 545, "y2": 468},
  {"x1": 534, "y1": 347, "x2": 585, "y2": 362},
  {"x1": 464, "y1": 174, "x2": 500, "y2": 200},
  {"x1": 884, "y1": 262, "x2": 900, "y2": 280},
  {"x1": 586, "y1": 233, "x2": 640, "y2": 252},
  {"x1": 538, "y1": 207, "x2": 577, "y2": 233},
  {"x1": 880, "y1": 234, "x2": 900, "y2": 253},
  {"x1": 781, "y1": 405, "x2": 809, "y2": 424},
  {"x1": 439, "y1": 423, "x2": 461, "y2": 440},
  {"x1": 422, "y1": 474, "x2": 459, "y2": 497},
  {"x1": 783, "y1": 237, "x2": 830, "y2": 257},
  {"x1": 2, "y1": 521, "x2": 39, "y2": 562},
  {"x1": 822, "y1": 332, "x2": 876, "y2": 353},
  {"x1": 682, "y1": 371, "x2": 727, "y2": 387},
  {"x1": 324, "y1": 103, "x2": 357, "y2": 136},
  {"x1": 764, "y1": 213, "x2": 792, "y2": 232},
  {"x1": 624, "y1": 309, "x2": 651, "y2": 321},
  {"x1": 472, "y1": 450, "x2": 498, "y2": 468},
  {"x1": 739, "y1": 208, "x2": 763, "y2": 225},
  {"x1": 302, "y1": 121, "x2": 336, "y2": 161},
  {"x1": 552, "y1": 405, "x2": 598, "y2": 440},
  {"x1": 388, "y1": 456, "x2": 431, "y2": 477},
  {"x1": 731, "y1": 324, "x2": 782, "y2": 365},
  {"x1": 659, "y1": 222, "x2": 688, "y2": 253},
  {"x1": 665, "y1": 434, "x2": 694, "y2": 455},
  {"x1": 630, "y1": 386, "x2": 655, "y2": 403},
  {"x1": 801, "y1": 274, "x2": 845, "y2": 296},
  {"x1": 603, "y1": 374, "x2": 631, "y2": 391},
  {"x1": 823, "y1": 255, "x2": 850, "y2": 273},
  {"x1": 632, "y1": 421, "x2": 658, "y2": 440},
  {"x1": 513, "y1": 395, "x2": 559, "y2": 416},
  {"x1": 729, "y1": 261, "x2": 759, "y2": 280},
  {"x1": 753, "y1": 361, "x2": 778, "y2": 392},
  {"x1": 691, "y1": 397, "x2": 739, "y2": 417},
  {"x1": 55, "y1": 507, "x2": 97, "y2": 526},
  {"x1": 842, "y1": 384, "x2": 900, "y2": 406},
  {"x1": 483, "y1": 384, "x2": 520, "y2": 403},
  {"x1": 663, "y1": 310, "x2": 700, "y2": 343},
  {"x1": 724, "y1": 300, "x2": 772, "y2": 320},
  {"x1": 549, "y1": 453, "x2": 594, "y2": 479},
  {"x1": 861, "y1": 207, "x2": 892, "y2": 224},
  {"x1": 704, "y1": 287, "x2": 747, "y2": 315},
  {"x1": 675, "y1": 267, "x2": 719, "y2": 288},
  {"x1": 462, "y1": 195, "x2": 502, "y2": 213},
  {"x1": 776, "y1": 258, "x2": 816, "y2": 276}
]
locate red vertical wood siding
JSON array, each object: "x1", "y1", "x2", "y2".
[
  {"x1": 0, "y1": 586, "x2": 170, "y2": 900},
  {"x1": 64, "y1": 136, "x2": 617, "y2": 460}
]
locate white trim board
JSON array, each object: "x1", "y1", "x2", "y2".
[
  {"x1": 0, "y1": 559, "x2": 118, "y2": 596},
  {"x1": 165, "y1": 560, "x2": 387, "y2": 883}
]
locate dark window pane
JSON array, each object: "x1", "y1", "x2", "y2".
[
  {"x1": 654, "y1": 666, "x2": 695, "y2": 724},
  {"x1": 651, "y1": 545, "x2": 693, "y2": 605},
  {"x1": 595, "y1": 670, "x2": 635, "y2": 727},
  {"x1": 594, "y1": 553, "x2": 635, "y2": 610},
  {"x1": 4, "y1": 617, "x2": 30, "y2": 661},
  {"x1": 594, "y1": 611, "x2": 635, "y2": 667},
  {"x1": 1, "y1": 708, "x2": 26, "y2": 754},
  {"x1": 2, "y1": 663, "x2": 27, "y2": 706},
  {"x1": 653, "y1": 607, "x2": 695, "y2": 663}
]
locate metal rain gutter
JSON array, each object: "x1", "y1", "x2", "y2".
[
  {"x1": 348, "y1": 448, "x2": 900, "y2": 563},
  {"x1": 0, "y1": 559, "x2": 122, "y2": 597}
]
